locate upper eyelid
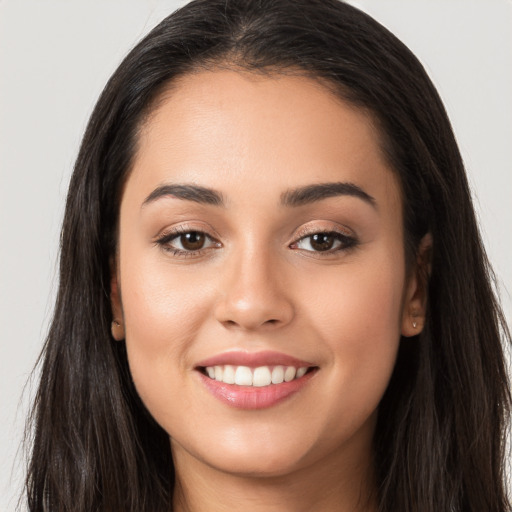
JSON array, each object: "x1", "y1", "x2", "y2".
[
  {"x1": 290, "y1": 231, "x2": 358, "y2": 257},
  {"x1": 291, "y1": 231, "x2": 356, "y2": 247},
  {"x1": 153, "y1": 221, "x2": 357, "y2": 245},
  {"x1": 154, "y1": 223, "x2": 219, "y2": 241},
  {"x1": 158, "y1": 230, "x2": 215, "y2": 242},
  {"x1": 292, "y1": 223, "x2": 355, "y2": 241},
  {"x1": 155, "y1": 230, "x2": 220, "y2": 257}
]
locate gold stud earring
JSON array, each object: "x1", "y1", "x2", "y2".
[{"x1": 411, "y1": 310, "x2": 420, "y2": 329}]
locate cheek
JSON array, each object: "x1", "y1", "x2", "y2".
[
  {"x1": 300, "y1": 252, "x2": 405, "y2": 418},
  {"x1": 118, "y1": 249, "x2": 215, "y2": 397},
  {"x1": 304, "y1": 253, "x2": 405, "y2": 341}
]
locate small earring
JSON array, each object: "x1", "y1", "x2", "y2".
[{"x1": 412, "y1": 319, "x2": 418, "y2": 329}]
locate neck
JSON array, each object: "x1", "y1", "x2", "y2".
[{"x1": 171, "y1": 440, "x2": 377, "y2": 512}]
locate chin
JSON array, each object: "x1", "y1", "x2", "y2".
[
  {"x1": 172, "y1": 427, "x2": 315, "y2": 479},
  {"x1": 202, "y1": 447, "x2": 308, "y2": 478}
]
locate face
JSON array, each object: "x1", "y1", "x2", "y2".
[{"x1": 112, "y1": 70, "x2": 425, "y2": 479}]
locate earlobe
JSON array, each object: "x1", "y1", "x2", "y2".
[
  {"x1": 110, "y1": 264, "x2": 125, "y2": 341},
  {"x1": 401, "y1": 233, "x2": 432, "y2": 338},
  {"x1": 111, "y1": 318, "x2": 125, "y2": 341}
]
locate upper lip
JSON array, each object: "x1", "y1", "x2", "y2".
[{"x1": 195, "y1": 350, "x2": 315, "y2": 369}]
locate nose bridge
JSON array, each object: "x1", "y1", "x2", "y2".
[{"x1": 215, "y1": 238, "x2": 294, "y2": 330}]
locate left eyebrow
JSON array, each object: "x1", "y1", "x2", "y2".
[
  {"x1": 142, "y1": 183, "x2": 225, "y2": 207},
  {"x1": 280, "y1": 182, "x2": 376, "y2": 209}
]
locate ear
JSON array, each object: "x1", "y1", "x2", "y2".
[
  {"x1": 110, "y1": 259, "x2": 125, "y2": 341},
  {"x1": 401, "y1": 233, "x2": 432, "y2": 337}
]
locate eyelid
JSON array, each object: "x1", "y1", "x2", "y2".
[
  {"x1": 153, "y1": 221, "x2": 358, "y2": 258},
  {"x1": 158, "y1": 230, "x2": 218, "y2": 247},
  {"x1": 153, "y1": 222, "x2": 222, "y2": 256},
  {"x1": 289, "y1": 221, "x2": 359, "y2": 255},
  {"x1": 292, "y1": 221, "x2": 355, "y2": 241},
  {"x1": 153, "y1": 221, "x2": 220, "y2": 242}
]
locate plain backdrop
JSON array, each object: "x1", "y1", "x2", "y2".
[{"x1": 1, "y1": 0, "x2": 511, "y2": 509}]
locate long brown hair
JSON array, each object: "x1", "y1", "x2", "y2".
[{"x1": 25, "y1": 1, "x2": 510, "y2": 510}]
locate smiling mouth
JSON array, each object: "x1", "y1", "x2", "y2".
[{"x1": 199, "y1": 364, "x2": 317, "y2": 387}]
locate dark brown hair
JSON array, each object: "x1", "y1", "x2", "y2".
[{"x1": 25, "y1": 1, "x2": 510, "y2": 510}]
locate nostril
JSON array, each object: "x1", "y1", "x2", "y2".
[{"x1": 222, "y1": 318, "x2": 281, "y2": 328}]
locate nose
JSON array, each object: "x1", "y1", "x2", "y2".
[{"x1": 214, "y1": 247, "x2": 294, "y2": 331}]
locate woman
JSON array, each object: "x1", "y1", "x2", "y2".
[{"x1": 25, "y1": 0, "x2": 511, "y2": 511}]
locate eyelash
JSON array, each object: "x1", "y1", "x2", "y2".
[
  {"x1": 290, "y1": 229, "x2": 358, "y2": 255},
  {"x1": 155, "y1": 227, "x2": 358, "y2": 258},
  {"x1": 155, "y1": 226, "x2": 220, "y2": 258}
]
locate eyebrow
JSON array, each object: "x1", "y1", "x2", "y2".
[
  {"x1": 280, "y1": 182, "x2": 376, "y2": 208},
  {"x1": 142, "y1": 181, "x2": 376, "y2": 209},
  {"x1": 142, "y1": 184, "x2": 224, "y2": 207}
]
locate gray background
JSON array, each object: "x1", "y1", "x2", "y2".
[{"x1": 1, "y1": 0, "x2": 511, "y2": 509}]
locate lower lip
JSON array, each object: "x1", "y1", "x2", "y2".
[{"x1": 198, "y1": 370, "x2": 317, "y2": 410}]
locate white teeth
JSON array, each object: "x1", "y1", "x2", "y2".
[
  {"x1": 271, "y1": 365, "x2": 284, "y2": 384},
  {"x1": 284, "y1": 366, "x2": 296, "y2": 382},
  {"x1": 234, "y1": 366, "x2": 253, "y2": 386},
  {"x1": 204, "y1": 364, "x2": 311, "y2": 386},
  {"x1": 296, "y1": 367, "x2": 308, "y2": 378},
  {"x1": 223, "y1": 365, "x2": 236, "y2": 384},
  {"x1": 253, "y1": 366, "x2": 272, "y2": 387}
]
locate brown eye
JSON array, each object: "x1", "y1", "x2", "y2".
[
  {"x1": 309, "y1": 233, "x2": 335, "y2": 251},
  {"x1": 180, "y1": 232, "x2": 206, "y2": 250},
  {"x1": 292, "y1": 231, "x2": 357, "y2": 254},
  {"x1": 156, "y1": 230, "x2": 220, "y2": 255}
]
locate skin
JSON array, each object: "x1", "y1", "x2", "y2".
[{"x1": 111, "y1": 70, "x2": 428, "y2": 512}]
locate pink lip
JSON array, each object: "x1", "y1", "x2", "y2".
[
  {"x1": 195, "y1": 350, "x2": 317, "y2": 410},
  {"x1": 195, "y1": 350, "x2": 314, "y2": 369},
  {"x1": 198, "y1": 370, "x2": 317, "y2": 410}
]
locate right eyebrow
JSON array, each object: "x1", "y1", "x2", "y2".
[
  {"x1": 280, "y1": 181, "x2": 376, "y2": 209},
  {"x1": 141, "y1": 183, "x2": 225, "y2": 208}
]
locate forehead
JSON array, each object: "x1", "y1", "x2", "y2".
[{"x1": 128, "y1": 69, "x2": 401, "y2": 212}]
